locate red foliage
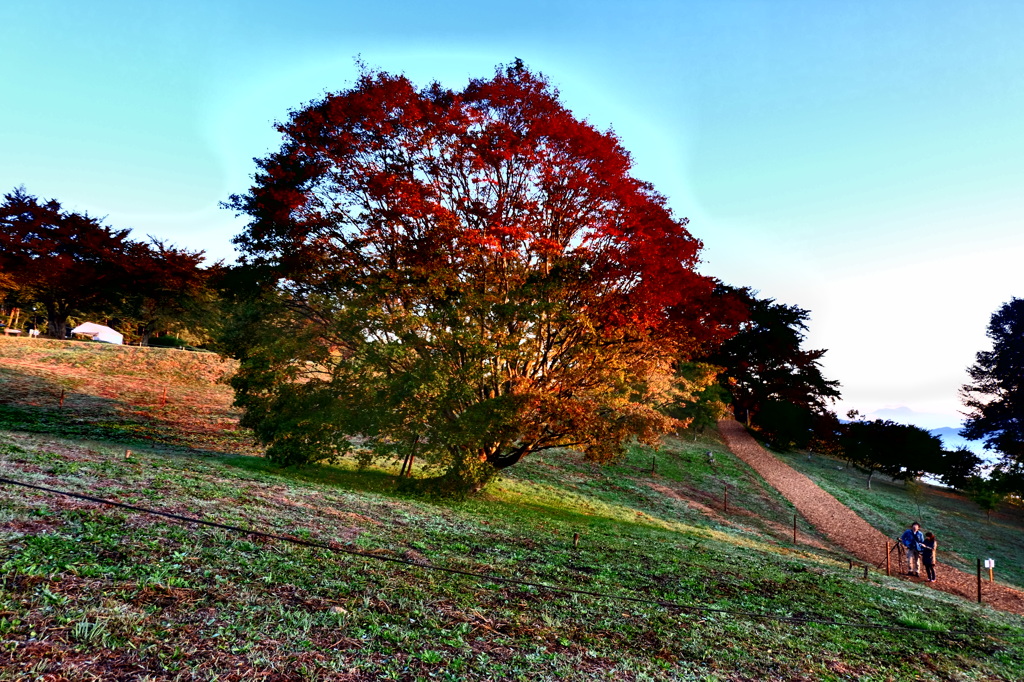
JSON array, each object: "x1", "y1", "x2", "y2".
[
  {"x1": 0, "y1": 187, "x2": 213, "y2": 341},
  {"x1": 229, "y1": 62, "x2": 743, "y2": 481}
]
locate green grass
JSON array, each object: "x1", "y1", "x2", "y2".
[
  {"x1": 773, "y1": 448, "x2": 1024, "y2": 589},
  {"x1": 0, "y1": 336, "x2": 253, "y2": 454},
  {"x1": 2, "y1": 433, "x2": 1024, "y2": 680},
  {"x1": 3, "y1": 339, "x2": 1024, "y2": 679}
]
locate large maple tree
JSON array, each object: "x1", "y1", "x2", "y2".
[{"x1": 226, "y1": 62, "x2": 739, "y2": 491}]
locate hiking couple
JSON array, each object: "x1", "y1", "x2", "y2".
[{"x1": 900, "y1": 521, "x2": 937, "y2": 582}]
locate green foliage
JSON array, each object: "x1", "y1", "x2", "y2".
[
  {"x1": 966, "y1": 476, "x2": 1006, "y2": 520},
  {"x1": 962, "y1": 297, "x2": 1024, "y2": 474},
  {"x1": 905, "y1": 478, "x2": 926, "y2": 518},
  {"x1": 840, "y1": 419, "x2": 944, "y2": 489},
  {"x1": 146, "y1": 334, "x2": 189, "y2": 348},
  {"x1": 662, "y1": 362, "x2": 732, "y2": 436},
  {"x1": 223, "y1": 64, "x2": 740, "y2": 493},
  {"x1": 705, "y1": 286, "x2": 841, "y2": 424}
]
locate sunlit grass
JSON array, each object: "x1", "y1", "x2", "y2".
[
  {"x1": 3, "y1": 339, "x2": 1024, "y2": 678},
  {"x1": 774, "y1": 447, "x2": 1024, "y2": 589}
]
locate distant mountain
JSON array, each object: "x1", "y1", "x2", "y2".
[
  {"x1": 930, "y1": 426, "x2": 962, "y2": 442},
  {"x1": 930, "y1": 426, "x2": 971, "y2": 449},
  {"x1": 929, "y1": 427, "x2": 996, "y2": 464}
]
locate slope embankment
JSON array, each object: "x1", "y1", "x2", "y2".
[{"x1": 718, "y1": 418, "x2": 1024, "y2": 615}]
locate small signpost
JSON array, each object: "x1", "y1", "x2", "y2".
[{"x1": 984, "y1": 558, "x2": 995, "y2": 583}]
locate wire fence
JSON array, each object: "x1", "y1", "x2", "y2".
[{"x1": 2, "y1": 473, "x2": 1021, "y2": 641}]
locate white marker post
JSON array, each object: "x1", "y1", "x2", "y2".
[{"x1": 984, "y1": 558, "x2": 995, "y2": 583}]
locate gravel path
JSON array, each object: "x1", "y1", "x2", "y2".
[{"x1": 718, "y1": 419, "x2": 1024, "y2": 615}]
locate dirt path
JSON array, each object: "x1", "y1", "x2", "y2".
[{"x1": 718, "y1": 419, "x2": 1024, "y2": 615}]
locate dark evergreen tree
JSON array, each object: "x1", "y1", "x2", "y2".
[
  {"x1": 703, "y1": 286, "x2": 841, "y2": 449},
  {"x1": 755, "y1": 399, "x2": 816, "y2": 450},
  {"x1": 932, "y1": 447, "x2": 984, "y2": 490},
  {"x1": 707, "y1": 286, "x2": 841, "y2": 424},
  {"x1": 961, "y1": 297, "x2": 1024, "y2": 469}
]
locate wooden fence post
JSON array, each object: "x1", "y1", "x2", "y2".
[
  {"x1": 863, "y1": 565, "x2": 868, "y2": 580},
  {"x1": 977, "y1": 558, "x2": 983, "y2": 603},
  {"x1": 885, "y1": 541, "x2": 891, "y2": 576},
  {"x1": 723, "y1": 485, "x2": 728, "y2": 513},
  {"x1": 59, "y1": 389, "x2": 65, "y2": 408},
  {"x1": 792, "y1": 513, "x2": 797, "y2": 544},
  {"x1": 573, "y1": 532, "x2": 580, "y2": 548}
]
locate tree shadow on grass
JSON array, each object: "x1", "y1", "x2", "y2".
[
  {"x1": 213, "y1": 452, "x2": 410, "y2": 497},
  {"x1": 0, "y1": 365, "x2": 254, "y2": 455},
  {"x1": 0, "y1": 365, "x2": 119, "y2": 416}
]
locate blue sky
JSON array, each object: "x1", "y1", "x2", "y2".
[{"x1": 3, "y1": 1, "x2": 1023, "y2": 429}]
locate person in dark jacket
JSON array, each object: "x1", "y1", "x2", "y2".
[
  {"x1": 900, "y1": 522, "x2": 925, "y2": 576},
  {"x1": 921, "y1": 532, "x2": 937, "y2": 582}
]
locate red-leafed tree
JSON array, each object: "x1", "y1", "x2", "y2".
[
  {"x1": 225, "y1": 61, "x2": 740, "y2": 492},
  {"x1": 124, "y1": 239, "x2": 218, "y2": 345},
  {"x1": 0, "y1": 187, "x2": 135, "y2": 338},
  {"x1": 0, "y1": 187, "x2": 216, "y2": 343}
]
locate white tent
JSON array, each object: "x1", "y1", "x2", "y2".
[{"x1": 70, "y1": 322, "x2": 124, "y2": 345}]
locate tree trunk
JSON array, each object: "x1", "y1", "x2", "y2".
[
  {"x1": 399, "y1": 435, "x2": 420, "y2": 478},
  {"x1": 47, "y1": 313, "x2": 69, "y2": 339},
  {"x1": 866, "y1": 470, "x2": 874, "y2": 490},
  {"x1": 486, "y1": 444, "x2": 531, "y2": 470},
  {"x1": 45, "y1": 300, "x2": 70, "y2": 339}
]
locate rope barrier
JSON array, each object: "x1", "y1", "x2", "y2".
[{"x1": 1, "y1": 474, "x2": 1022, "y2": 640}]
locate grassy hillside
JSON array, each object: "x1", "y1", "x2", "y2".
[
  {"x1": 2, "y1": 338, "x2": 1024, "y2": 680},
  {"x1": 774, "y1": 448, "x2": 1024, "y2": 589},
  {"x1": 0, "y1": 336, "x2": 250, "y2": 454}
]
